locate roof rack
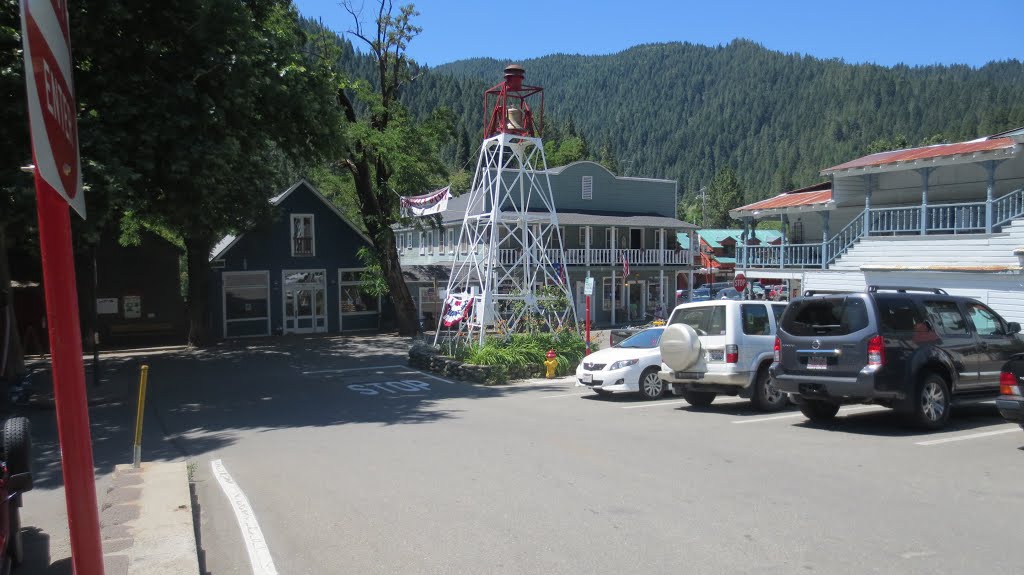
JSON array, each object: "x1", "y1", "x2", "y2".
[
  {"x1": 867, "y1": 285, "x2": 948, "y2": 295},
  {"x1": 802, "y1": 290, "x2": 851, "y2": 297}
]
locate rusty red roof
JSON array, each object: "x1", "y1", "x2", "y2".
[
  {"x1": 822, "y1": 137, "x2": 1016, "y2": 174},
  {"x1": 733, "y1": 189, "x2": 832, "y2": 213}
]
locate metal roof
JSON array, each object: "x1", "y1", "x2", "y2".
[
  {"x1": 821, "y1": 137, "x2": 1018, "y2": 175},
  {"x1": 733, "y1": 189, "x2": 832, "y2": 214},
  {"x1": 695, "y1": 229, "x2": 782, "y2": 249}
]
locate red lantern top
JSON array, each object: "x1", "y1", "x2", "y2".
[{"x1": 483, "y1": 64, "x2": 544, "y2": 139}]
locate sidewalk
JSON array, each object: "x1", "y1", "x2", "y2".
[{"x1": 101, "y1": 462, "x2": 200, "y2": 575}]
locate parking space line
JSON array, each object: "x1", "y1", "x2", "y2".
[
  {"x1": 212, "y1": 459, "x2": 278, "y2": 575},
  {"x1": 621, "y1": 400, "x2": 691, "y2": 409},
  {"x1": 732, "y1": 405, "x2": 882, "y2": 424},
  {"x1": 302, "y1": 364, "x2": 405, "y2": 375},
  {"x1": 411, "y1": 370, "x2": 458, "y2": 385},
  {"x1": 915, "y1": 427, "x2": 1020, "y2": 446},
  {"x1": 541, "y1": 391, "x2": 590, "y2": 398}
]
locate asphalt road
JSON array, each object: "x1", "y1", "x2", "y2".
[{"x1": 21, "y1": 335, "x2": 1024, "y2": 574}]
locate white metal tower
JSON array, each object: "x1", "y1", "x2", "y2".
[{"x1": 435, "y1": 66, "x2": 576, "y2": 345}]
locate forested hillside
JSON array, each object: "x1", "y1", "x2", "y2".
[{"x1": 401, "y1": 40, "x2": 1024, "y2": 204}]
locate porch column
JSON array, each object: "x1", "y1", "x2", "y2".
[
  {"x1": 686, "y1": 230, "x2": 695, "y2": 301},
  {"x1": 610, "y1": 226, "x2": 617, "y2": 266},
  {"x1": 741, "y1": 217, "x2": 750, "y2": 270},
  {"x1": 610, "y1": 268, "x2": 616, "y2": 325},
  {"x1": 985, "y1": 160, "x2": 999, "y2": 233},
  {"x1": 658, "y1": 269, "x2": 665, "y2": 317},
  {"x1": 585, "y1": 226, "x2": 591, "y2": 266},
  {"x1": 820, "y1": 210, "x2": 830, "y2": 269},
  {"x1": 919, "y1": 168, "x2": 933, "y2": 236},
  {"x1": 659, "y1": 228, "x2": 665, "y2": 265},
  {"x1": 863, "y1": 174, "x2": 872, "y2": 236},
  {"x1": 779, "y1": 214, "x2": 788, "y2": 269}
]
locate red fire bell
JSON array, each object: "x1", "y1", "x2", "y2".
[{"x1": 482, "y1": 64, "x2": 544, "y2": 139}]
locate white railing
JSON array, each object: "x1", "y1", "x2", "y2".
[
  {"x1": 744, "y1": 245, "x2": 779, "y2": 267},
  {"x1": 870, "y1": 206, "x2": 921, "y2": 234},
  {"x1": 927, "y1": 202, "x2": 986, "y2": 233},
  {"x1": 825, "y1": 209, "x2": 867, "y2": 265},
  {"x1": 590, "y1": 249, "x2": 614, "y2": 265},
  {"x1": 482, "y1": 248, "x2": 690, "y2": 267},
  {"x1": 993, "y1": 188, "x2": 1024, "y2": 229},
  {"x1": 784, "y1": 243, "x2": 824, "y2": 268}
]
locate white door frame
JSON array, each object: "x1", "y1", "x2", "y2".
[{"x1": 282, "y1": 269, "x2": 327, "y2": 334}]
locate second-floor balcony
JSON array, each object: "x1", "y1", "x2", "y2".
[{"x1": 404, "y1": 246, "x2": 693, "y2": 267}]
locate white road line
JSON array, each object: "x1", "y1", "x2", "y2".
[
  {"x1": 621, "y1": 400, "x2": 691, "y2": 409},
  {"x1": 541, "y1": 391, "x2": 590, "y2": 398},
  {"x1": 211, "y1": 459, "x2": 279, "y2": 575},
  {"x1": 411, "y1": 370, "x2": 457, "y2": 385},
  {"x1": 732, "y1": 405, "x2": 882, "y2": 424},
  {"x1": 915, "y1": 427, "x2": 1020, "y2": 446},
  {"x1": 302, "y1": 364, "x2": 405, "y2": 375}
]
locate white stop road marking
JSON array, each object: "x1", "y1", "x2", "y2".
[
  {"x1": 212, "y1": 459, "x2": 278, "y2": 575},
  {"x1": 347, "y1": 379, "x2": 432, "y2": 395}
]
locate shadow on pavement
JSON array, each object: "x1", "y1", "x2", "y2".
[
  {"x1": 21, "y1": 334, "x2": 576, "y2": 488},
  {"x1": 21, "y1": 526, "x2": 70, "y2": 575},
  {"x1": 793, "y1": 403, "x2": 1008, "y2": 438}
]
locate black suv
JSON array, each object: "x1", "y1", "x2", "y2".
[{"x1": 770, "y1": 286, "x2": 1024, "y2": 429}]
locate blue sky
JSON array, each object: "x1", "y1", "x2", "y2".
[{"x1": 294, "y1": 0, "x2": 1021, "y2": 68}]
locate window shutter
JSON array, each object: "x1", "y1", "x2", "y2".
[{"x1": 582, "y1": 176, "x2": 593, "y2": 200}]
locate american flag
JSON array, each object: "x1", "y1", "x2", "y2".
[
  {"x1": 552, "y1": 261, "x2": 567, "y2": 285},
  {"x1": 622, "y1": 253, "x2": 630, "y2": 277}
]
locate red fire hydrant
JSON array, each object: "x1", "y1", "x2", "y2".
[{"x1": 544, "y1": 349, "x2": 558, "y2": 379}]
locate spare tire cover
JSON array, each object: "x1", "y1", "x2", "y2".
[{"x1": 660, "y1": 323, "x2": 703, "y2": 372}]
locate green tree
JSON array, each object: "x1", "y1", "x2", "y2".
[
  {"x1": 705, "y1": 168, "x2": 744, "y2": 228},
  {"x1": 72, "y1": 0, "x2": 341, "y2": 345},
  {"x1": 327, "y1": 1, "x2": 450, "y2": 336}
]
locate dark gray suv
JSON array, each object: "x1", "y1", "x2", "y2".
[{"x1": 770, "y1": 286, "x2": 1024, "y2": 429}]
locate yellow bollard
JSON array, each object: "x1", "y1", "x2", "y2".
[
  {"x1": 132, "y1": 365, "x2": 149, "y2": 468},
  {"x1": 543, "y1": 349, "x2": 558, "y2": 379}
]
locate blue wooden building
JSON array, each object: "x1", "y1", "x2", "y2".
[{"x1": 208, "y1": 180, "x2": 382, "y2": 338}]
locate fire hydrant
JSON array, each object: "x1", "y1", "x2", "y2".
[{"x1": 543, "y1": 349, "x2": 558, "y2": 379}]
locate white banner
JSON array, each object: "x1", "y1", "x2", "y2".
[{"x1": 401, "y1": 186, "x2": 451, "y2": 217}]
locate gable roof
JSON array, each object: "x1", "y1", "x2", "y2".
[
  {"x1": 730, "y1": 182, "x2": 833, "y2": 219},
  {"x1": 210, "y1": 179, "x2": 372, "y2": 261},
  {"x1": 696, "y1": 229, "x2": 782, "y2": 249},
  {"x1": 821, "y1": 132, "x2": 1020, "y2": 176}
]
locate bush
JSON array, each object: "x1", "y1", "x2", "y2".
[{"x1": 462, "y1": 328, "x2": 587, "y2": 377}]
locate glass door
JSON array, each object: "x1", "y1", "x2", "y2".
[{"x1": 283, "y1": 270, "x2": 327, "y2": 334}]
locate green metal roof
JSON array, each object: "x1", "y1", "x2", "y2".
[{"x1": 693, "y1": 229, "x2": 781, "y2": 248}]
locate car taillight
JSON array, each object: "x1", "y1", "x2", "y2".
[
  {"x1": 773, "y1": 337, "x2": 781, "y2": 363},
  {"x1": 867, "y1": 335, "x2": 885, "y2": 367},
  {"x1": 726, "y1": 344, "x2": 739, "y2": 364},
  {"x1": 1000, "y1": 371, "x2": 1021, "y2": 396}
]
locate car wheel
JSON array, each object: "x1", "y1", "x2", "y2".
[
  {"x1": 3, "y1": 417, "x2": 31, "y2": 476},
  {"x1": 7, "y1": 505, "x2": 21, "y2": 565},
  {"x1": 638, "y1": 368, "x2": 664, "y2": 400},
  {"x1": 751, "y1": 366, "x2": 788, "y2": 412},
  {"x1": 909, "y1": 373, "x2": 951, "y2": 430},
  {"x1": 681, "y1": 389, "x2": 716, "y2": 407},
  {"x1": 799, "y1": 399, "x2": 840, "y2": 422}
]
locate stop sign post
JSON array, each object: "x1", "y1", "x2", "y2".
[
  {"x1": 734, "y1": 273, "x2": 748, "y2": 292},
  {"x1": 20, "y1": 1, "x2": 104, "y2": 574}
]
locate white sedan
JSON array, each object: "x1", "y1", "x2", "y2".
[{"x1": 575, "y1": 327, "x2": 666, "y2": 400}]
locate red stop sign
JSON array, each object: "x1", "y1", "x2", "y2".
[
  {"x1": 733, "y1": 273, "x2": 747, "y2": 292},
  {"x1": 21, "y1": 0, "x2": 85, "y2": 218}
]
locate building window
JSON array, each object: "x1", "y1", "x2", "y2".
[
  {"x1": 582, "y1": 176, "x2": 593, "y2": 200},
  {"x1": 339, "y1": 269, "x2": 380, "y2": 315},
  {"x1": 438, "y1": 228, "x2": 445, "y2": 253},
  {"x1": 426, "y1": 230, "x2": 434, "y2": 255},
  {"x1": 290, "y1": 214, "x2": 315, "y2": 256},
  {"x1": 418, "y1": 232, "x2": 425, "y2": 255},
  {"x1": 579, "y1": 227, "x2": 590, "y2": 246},
  {"x1": 396, "y1": 232, "x2": 405, "y2": 252},
  {"x1": 602, "y1": 277, "x2": 613, "y2": 311},
  {"x1": 405, "y1": 232, "x2": 412, "y2": 251},
  {"x1": 447, "y1": 228, "x2": 456, "y2": 253},
  {"x1": 222, "y1": 271, "x2": 270, "y2": 337}
]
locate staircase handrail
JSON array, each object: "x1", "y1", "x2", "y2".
[
  {"x1": 825, "y1": 209, "x2": 867, "y2": 265},
  {"x1": 993, "y1": 187, "x2": 1024, "y2": 230}
]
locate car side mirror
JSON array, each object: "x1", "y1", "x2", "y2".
[
  {"x1": 6, "y1": 472, "x2": 32, "y2": 493},
  {"x1": 1008, "y1": 322, "x2": 1021, "y2": 335}
]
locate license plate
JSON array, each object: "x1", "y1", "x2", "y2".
[
  {"x1": 581, "y1": 373, "x2": 593, "y2": 383},
  {"x1": 676, "y1": 371, "x2": 704, "y2": 380},
  {"x1": 807, "y1": 356, "x2": 828, "y2": 370},
  {"x1": 707, "y1": 350, "x2": 724, "y2": 362}
]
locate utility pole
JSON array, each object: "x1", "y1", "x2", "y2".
[{"x1": 697, "y1": 186, "x2": 708, "y2": 228}]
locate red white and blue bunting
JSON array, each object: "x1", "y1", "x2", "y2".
[{"x1": 401, "y1": 185, "x2": 452, "y2": 217}]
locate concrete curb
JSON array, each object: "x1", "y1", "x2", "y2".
[{"x1": 101, "y1": 462, "x2": 199, "y2": 575}]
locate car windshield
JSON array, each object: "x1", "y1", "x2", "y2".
[{"x1": 615, "y1": 328, "x2": 664, "y2": 348}]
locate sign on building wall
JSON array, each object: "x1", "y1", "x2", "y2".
[
  {"x1": 96, "y1": 298, "x2": 118, "y2": 315},
  {"x1": 123, "y1": 295, "x2": 141, "y2": 319}
]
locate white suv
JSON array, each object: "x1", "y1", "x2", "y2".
[{"x1": 658, "y1": 300, "x2": 789, "y2": 411}]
